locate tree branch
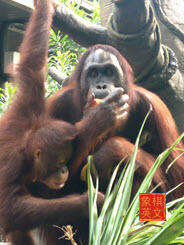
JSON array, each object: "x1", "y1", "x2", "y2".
[
  {"x1": 48, "y1": 66, "x2": 68, "y2": 85},
  {"x1": 53, "y1": 4, "x2": 109, "y2": 48}
]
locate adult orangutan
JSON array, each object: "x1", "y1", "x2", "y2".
[
  {"x1": 47, "y1": 44, "x2": 184, "y2": 201},
  {"x1": 0, "y1": 1, "x2": 129, "y2": 245}
]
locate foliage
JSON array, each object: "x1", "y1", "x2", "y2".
[
  {"x1": 0, "y1": 82, "x2": 17, "y2": 117},
  {"x1": 88, "y1": 113, "x2": 184, "y2": 245},
  {"x1": 45, "y1": 74, "x2": 62, "y2": 98},
  {"x1": 48, "y1": 29, "x2": 84, "y2": 76},
  {"x1": 0, "y1": 1, "x2": 100, "y2": 112},
  {"x1": 48, "y1": 0, "x2": 100, "y2": 73},
  {"x1": 47, "y1": 0, "x2": 100, "y2": 95},
  {"x1": 91, "y1": 0, "x2": 101, "y2": 25}
]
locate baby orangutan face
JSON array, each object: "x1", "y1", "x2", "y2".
[{"x1": 33, "y1": 141, "x2": 73, "y2": 189}]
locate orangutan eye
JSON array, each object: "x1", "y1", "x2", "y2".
[
  {"x1": 89, "y1": 68, "x2": 98, "y2": 78},
  {"x1": 58, "y1": 160, "x2": 65, "y2": 167},
  {"x1": 105, "y1": 67, "x2": 114, "y2": 77}
]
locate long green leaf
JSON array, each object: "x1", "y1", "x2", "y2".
[
  {"x1": 94, "y1": 161, "x2": 127, "y2": 245},
  {"x1": 114, "y1": 110, "x2": 151, "y2": 245},
  {"x1": 100, "y1": 162, "x2": 129, "y2": 244},
  {"x1": 146, "y1": 213, "x2": 184, "y2": 245},
  {"x1": 118, "y1": 132, "x2": 184, "y2": 244},
  {"x1": 88, "y1": 156, "x2": 98, "y2": 244}
]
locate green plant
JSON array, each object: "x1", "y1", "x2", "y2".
[
  {"x1": 48, "y1": 29, "x2": 84, "y2": 76},
  {"x1": 91, "y1": 0, "x2": 101, "y2": 25},
  {"x1": 0, "y1": 82, "x2": 17, "y2": 116},
  {"x1": 45, "y1": 75, "x2": 62, "y2": 98},
  {"x1": 88, "y1": 112, "x2": 184, "y2": 245},
  {"x1": 48, "y1": 0, "x2": 101, "y2": 73},
  {"x1": 47, "y1": 0, "x2": 100, "y2": 96}
]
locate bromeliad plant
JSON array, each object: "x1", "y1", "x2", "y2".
[{"x1": 87, "y1": 111, "x2": 184, "y2": 245}]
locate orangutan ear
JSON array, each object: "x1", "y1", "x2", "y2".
[
  {"x1": 34, "y1": 149, "x2": 42, "y2": 161},
  {"x1": 33, "y1": 149, "x2": 42, "y2": 182}
]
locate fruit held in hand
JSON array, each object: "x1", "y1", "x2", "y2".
[{"x1": 92, "y1": 98, "x2": 102, "y2": 107}]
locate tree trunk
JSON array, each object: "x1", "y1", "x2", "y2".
[
  {"x1": 100, "y1": 0, "x2": 112, "y2": 27},
  {"x1": 99, "y1": 0, "x2": 184, "y2": 135}
]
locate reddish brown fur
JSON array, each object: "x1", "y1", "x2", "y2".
[
  {"x1": 47, "y1": 44, "x2": 184, "y2": 201},
  {"x1": 0, "y1": 1, "x2": 105, "y2": 245}
]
